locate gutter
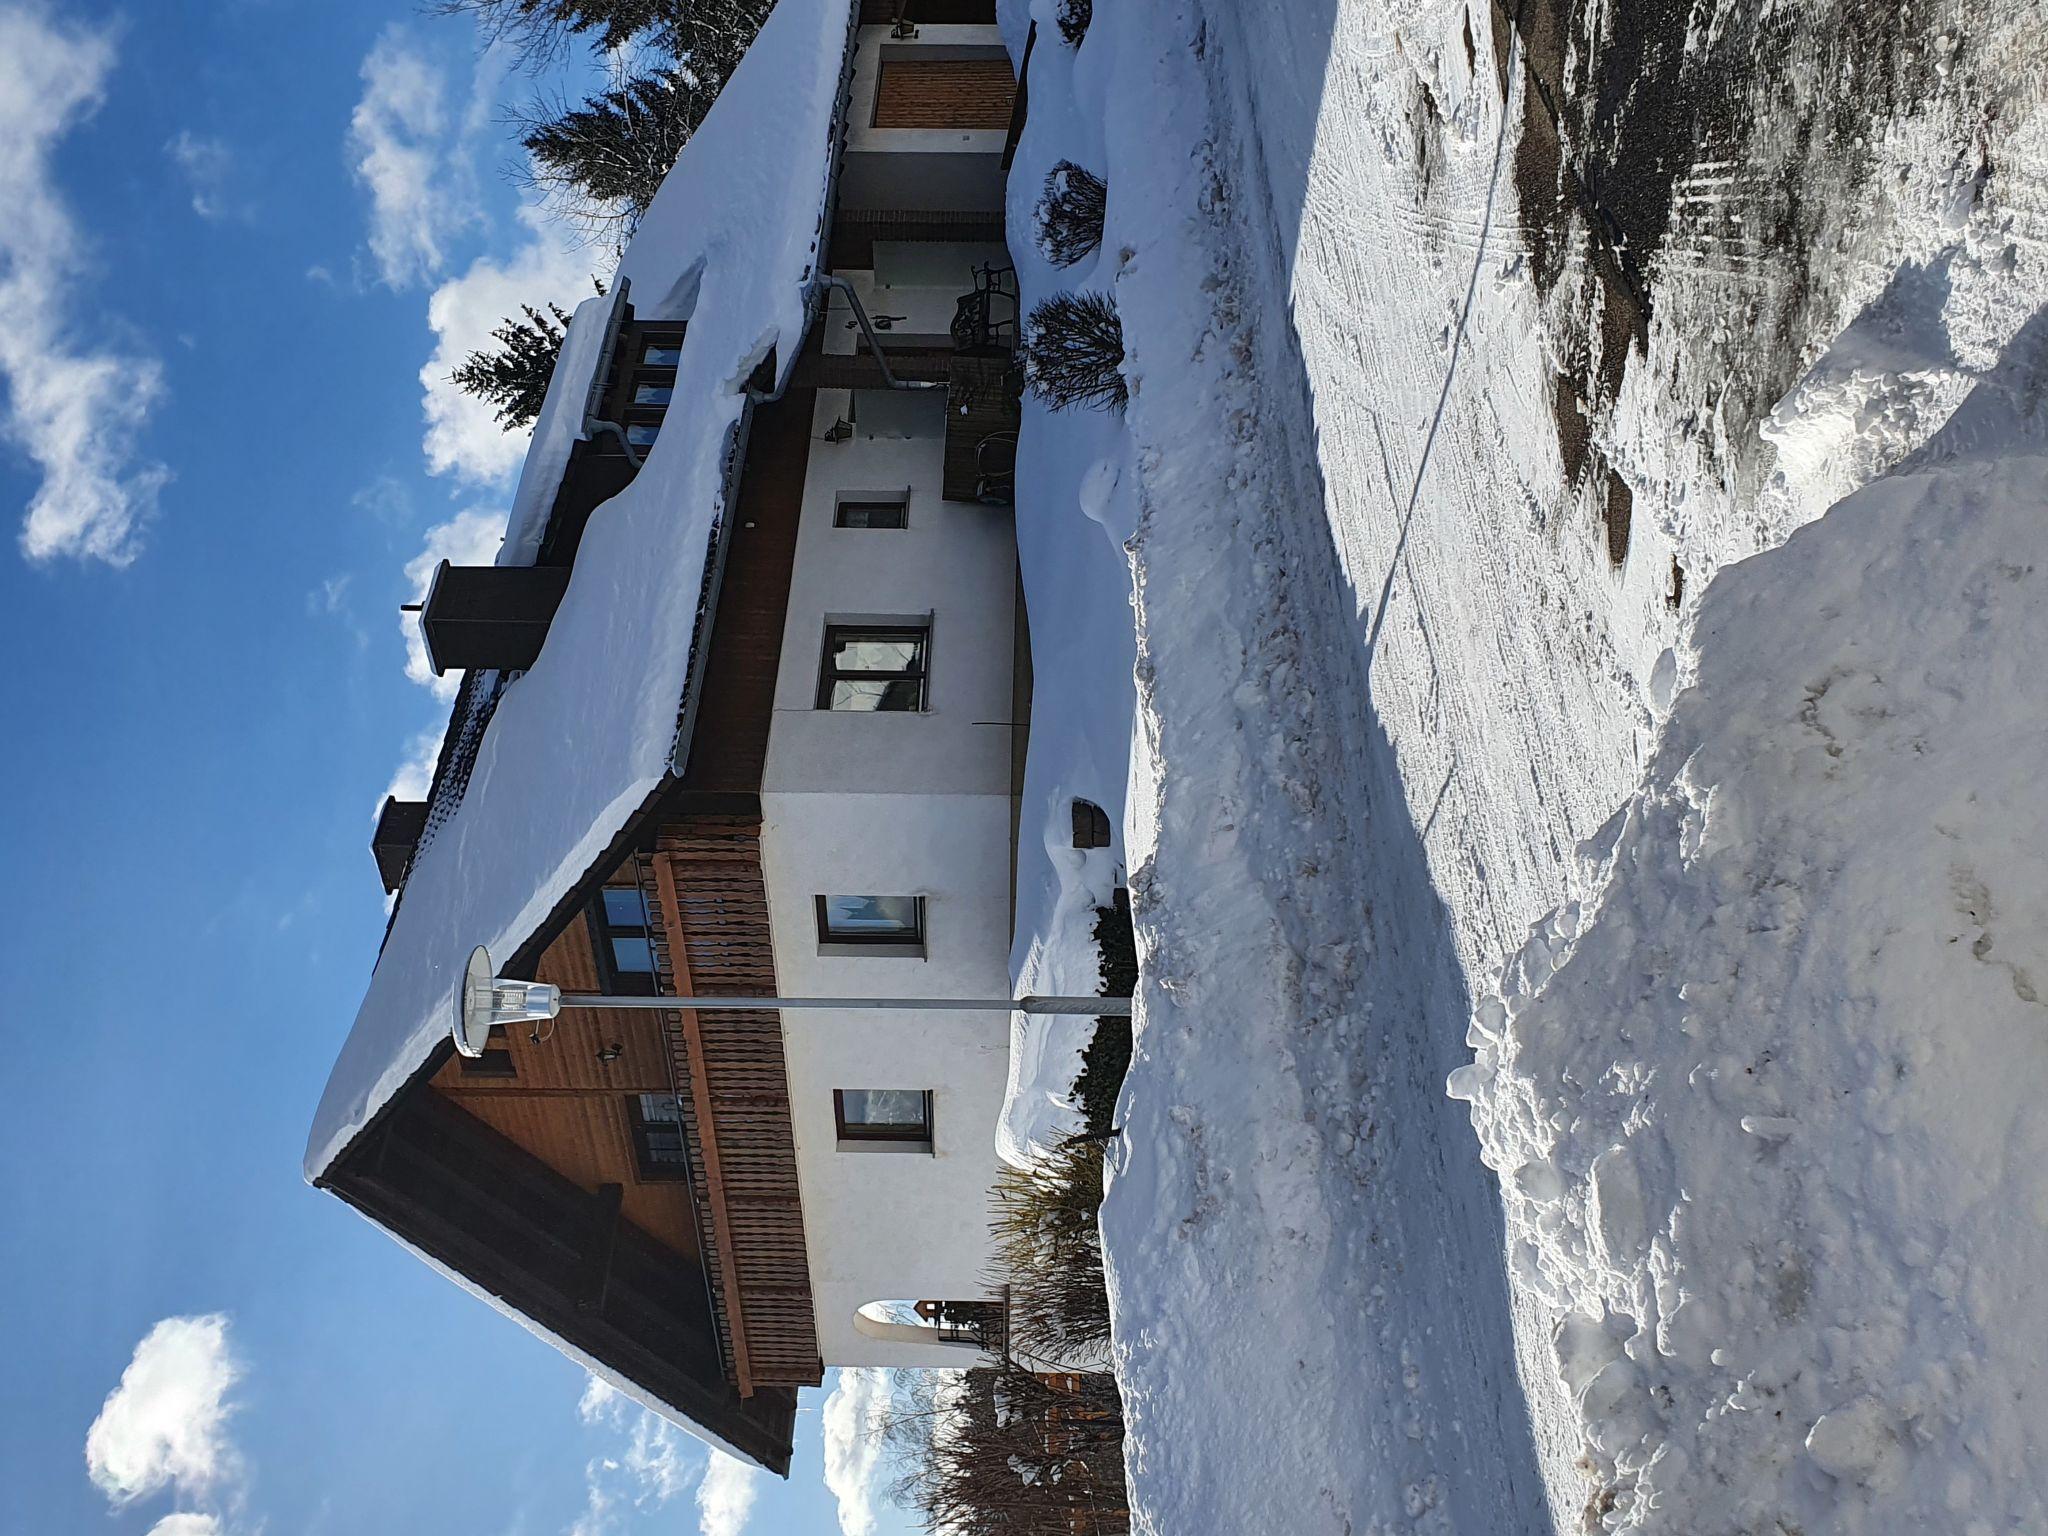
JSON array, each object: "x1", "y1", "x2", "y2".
[{"x1": 582, "y1": 278, "x2": 645, "y2": 468}]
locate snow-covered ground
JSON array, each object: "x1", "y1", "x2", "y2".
[
  {"x1": 1454, "y1": 321, "x2": 2048, "y2": 1533},
  {"x1": 995, "y1": 0, "x2": 2048, "y2": 1530}
]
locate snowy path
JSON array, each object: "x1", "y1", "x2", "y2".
[{"x1": 1080, "y1": 7, "x2": 1558, "y2": 1532}]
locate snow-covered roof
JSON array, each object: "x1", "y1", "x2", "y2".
[
  {"x1": 307, "y1": 0, "x2": 856, "y2": 1181},
  {"x1": 497, "y1": 284, "x2": 629, "y2": 569}
]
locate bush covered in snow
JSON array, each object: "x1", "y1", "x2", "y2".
[
  {"x1": 1034, "y1": 161, "x2": 1107, "y2": 268},
  {"x1": 1055, "y1": 0, "x2": 1090, "y2": 47},
  {"x1": 1070, "y1": 896, "x2": 1135, "y2": 1136},
  {"x1": 990, "y1": 1140, "x2": 1111, "y2": 1364},
  {"x1": 1025, "y1": 292, "x2": 1126, "y2": 412}
]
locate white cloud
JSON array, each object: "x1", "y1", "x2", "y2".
[
  {"x1": 401, "y1": 506, "x2": 506, "y2": 697},
  {"x1": 577, "y1": 1374, "x2": 621, "y2": 1424},
  {"x1": 0, "y1": 5, "x2": 171, "y2": 566},
  {"x1": 347, "y1": 27, "x2": 476, "y2": 288},
  {"x1": 822, "y1": 1368, "x2": 892, "y2": 1536},
  {"x1": 569, "y1": 1375, "x2": 702, "y2": 1536},
  {"x1": 85, "y1": 1314, "x2": 243, "y2": 1506},
  {"x1": 383, "y1": 726, "x2": 442, "y2": 810},
  {"x1": 351, "y1": 472, "x2": 414, "y2": 525},
  {"x1": 696, "y1": 1454, "x2": 759, "y2": 1536},
  {"x1": 308, "y1": 572, "x2": 352, "y2": 617},
  {"x1": 421, "y1": 200, "x2": 597, "y2": 484},
  {"x1": 164, "y1": 131, "x2": 232, "y2": 219},
  {"x1": 145, "y1": 1515, "x2": 224, "y2": 1536}
]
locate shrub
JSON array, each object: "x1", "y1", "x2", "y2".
[
  {"x1": 1071, "y1": 893, "x2": 1135, "y2": 1137},
  {"x1": 1056, "y1": 0, "x2": 1091, "y2": 47},
  {"x1": 886, "y1": 1367, "x2": 1128, "y2": 1536},
  {"x1": 990, "y1": 1140, "x2": 1111, "y2": 1364},
  {"x1": 1034, "y1": 160, "x2": 1107, "y2": 268},
  {"x1": 1024, "y1": 292, "x2": 1127, "y2": 412}
]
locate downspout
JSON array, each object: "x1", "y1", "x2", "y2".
[
  {"x1": 813, "y1": 275, "x2": 946, "y2": 392},
  {"x1": 585, "y1": 419, "x2": 645, "y2": 468}
]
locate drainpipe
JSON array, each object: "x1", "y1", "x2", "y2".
[
  {"x1": 814, "y1": 275, "x2": 945, "y2": 392},
  {"x1": 580, "y1": 277, "x2": 644, "y2": 465},
  {"x1": 584, "y1": 418, "x2": 644, "y2": 468}
]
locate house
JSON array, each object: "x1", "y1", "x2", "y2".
[{"x1": 308, "y1": 0, "x2": 1033, "y2": 1477}]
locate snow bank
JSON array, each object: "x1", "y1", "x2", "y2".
[
  {"x1": 1455, "y1": 322, "x2": 2048, "y2": 1532},
  {"x1": 997, "y1": 0, "x2": 1140, "y2": 1167},
  {"x1": 307, "y1": 0, "x2": 853, "y2": 1178}
]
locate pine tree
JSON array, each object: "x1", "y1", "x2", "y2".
[
  {"x1": 450, "y1": 303, "x2": 574, "y2": 430},
  {"x1": 434, "y1": 0, "x2": 709, "y2": 63},
  {"x1": 513, "y1": 0, "x2": 774, "y2": 232},
  {"x1": 521, "y1": 70, "x2": 704, "y2": 220}
]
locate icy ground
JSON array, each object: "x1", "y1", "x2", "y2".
[{"x1": 997, "y1": 0, "x2": 2048, "y2": 1530}]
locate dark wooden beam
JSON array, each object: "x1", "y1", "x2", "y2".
[{"x1": 580, "y1": 1183, "x2": 624, "y2": 1315}]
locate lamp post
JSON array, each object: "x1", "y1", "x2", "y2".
[{"x1": 453, "y1": 945, "x2": 1132, "y2": 1057}]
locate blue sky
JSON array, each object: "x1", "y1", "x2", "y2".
[{"x1": 0, "y1": 4, "x2": 907, "y2": 1533}]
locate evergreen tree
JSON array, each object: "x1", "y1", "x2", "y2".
[
  {"x1": 435, "y1": 0, "x2": 703, "y2": 63},
  {"x1": 510, "y1": 0, "x2": 774, "y2": 231},
  {"x1": 450, "y1": 302, "x2": 573, "y2": 430}
]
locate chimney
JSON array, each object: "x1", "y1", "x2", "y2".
[
  {"x1": 418, "y1": 562, "x2": 572, "y2": 675},
  {"x1": 372, "y1": 797, "x2": 429, "y2": 894}
]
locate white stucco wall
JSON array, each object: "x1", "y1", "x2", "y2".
[{"x1": 760, "y1": 385, "x2": 1022, "y2": 1370}]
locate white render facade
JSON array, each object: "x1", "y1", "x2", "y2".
[
  {"x1": 758, "y1": 380, "x2": 1024, "y2": 1370},
  {"x1": 752, "y1": 18, "x2": 1030, "y2": 1372}
]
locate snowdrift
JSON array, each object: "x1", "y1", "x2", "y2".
[{"x1": 1455, "y1": 325, "x2": 2048, "y2": 1532}]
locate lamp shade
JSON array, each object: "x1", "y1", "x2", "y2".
[{"x1": 453, "y1": 945, "x2": 561, "y2": 1056}]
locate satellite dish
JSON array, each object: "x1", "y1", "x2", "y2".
[{"x1": 453, "y1": 945, "x2": 561, "y2": 1056}]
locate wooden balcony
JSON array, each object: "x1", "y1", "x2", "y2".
[
  {"x1": 943, "y1": 350, "x2": 1021, "y2": 504},
  {"x1": 632, "y1": 815, "x2": 821, "y2": 1394}
]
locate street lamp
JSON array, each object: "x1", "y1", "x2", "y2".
[{"x1": 453, "y1": 945, "x2": 1132, "y2": 1058}]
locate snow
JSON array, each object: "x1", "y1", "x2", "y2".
[
  {"x1": 497, "y1": 286, "x2": 627, "y2": 569},
  {"x1": 993, "y1": 0, "x2": 2048, "y2": 1530},
  {"x1": 1454, "y1": 327, "x2": 2048, "y2": 1532},
  {"x1": 307, "y1": 0, "x2": 854, "y2": 1180}
]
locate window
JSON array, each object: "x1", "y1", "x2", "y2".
[
  {"x1": 835, "y1": 497, "x2": 908, "y2": 529},
  {"x1": 626, "y1": 421, "x2": 661, "y2": 448},
  {"x1": 632, "y1": 381, "x2": 674, "y2": 406},
  {"x1": 817, "y1": 894, "x2": 924, "y2": 949},
  {"x1": 818, "y1": 624, "x2": 928, "y2": 711},
  {"x1": 835, "y1": 1088, "x2": 933, "y2": 1149},
  {"x1": 1071, "y1": 798, "x2": 1112, "y2": 849},
  {"x1": 628, "y1": 1094, "x2": 693, "y2": 1182},
  {"x1": 590, "y1": 885, "x2": 658, "y2": 996},
  {"x1": 640, "y1": 340, "x2": 682, "y2": 367},
  {"x1": 459, "y1": 1045, "x2": 517, "y2": 1078}
]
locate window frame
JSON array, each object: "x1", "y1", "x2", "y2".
[
  {"x1": 833, "y1": 1088, "x2": 934, "y2": 1152},
  {"x1": 834, "y1": 495, "x2": 909, "y2": 529},
  {"x1": 815, "y1": 893, "x2": 926, "y2": 955},
  {"x1": 627, "y1": 1093, "x2": 695, "y2": 1183},
  {"x1": 588, "y1": 883, "x2": 659, "y2": 997},
  {"x1": 816, "y1": 622, "x2": 930, "y2": 712},
  {"x1": 459, "y1": 1045, "x2": 518, "y2": 1079}
]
